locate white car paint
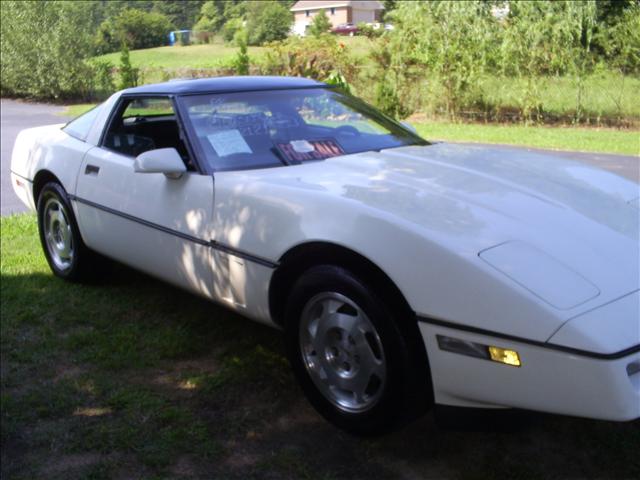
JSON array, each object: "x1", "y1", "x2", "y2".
[{"x1": 10, "y1": 89, "x2": 640, "y2": 423}]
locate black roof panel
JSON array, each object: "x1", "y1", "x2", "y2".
[{"x1": 123, "y1": 76, "x2": 327, "y2": 95}]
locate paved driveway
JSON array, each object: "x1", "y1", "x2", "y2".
[
  {"x1": 1, "y1": 99, "x2": 70, "y2": 216},
  {"x1": 1, "y1": 99, "x2": 638, "y2": 216}
]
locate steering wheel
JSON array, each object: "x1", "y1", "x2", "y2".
[{"x1": 335, "y1": 125, "x2": 361, "y2": 137}]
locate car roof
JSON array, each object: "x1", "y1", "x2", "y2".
[{"x1": 123, "y1": 76, "x2": 327, "y2": 95}]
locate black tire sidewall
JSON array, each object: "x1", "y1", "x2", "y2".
[
  {"x1": 284, "y1": 265, "x2": 419, "y2": 435},
  {"x1": 37, "y1": 182, "x2": 86, "y2": 281}
]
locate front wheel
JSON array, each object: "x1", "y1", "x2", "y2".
[
  {"x1": 284, "y1": 265, "x2": 432, "y2": 435},
  {"x1": 37, "y1": 182, "x2": 99, "y2": 282}
]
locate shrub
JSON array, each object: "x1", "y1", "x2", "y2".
[
  {"x1": 95, "y1": 8, "x2": 173, "y2": 54},
  {"x1": 92, "y1": 60, "x2": 115, "y2": 98},
  {"x1": 357, "y1": 22, "x2": 383, "y2": 39},
  {"x1": 308, "y1": 9, "x2": 332, "y2": 37},
  {"x1": 260, "y1": 35, "x2": 356, "y2": 82}
]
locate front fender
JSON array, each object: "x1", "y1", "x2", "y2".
[{"x1": 212, "y1": 171, "x2": 566, "y2": 343}]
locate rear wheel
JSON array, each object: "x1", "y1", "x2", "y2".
[
  {"x1": 284, "y1": 265, "x2": 432, "y2": 435},
  {"x1": 37, "y1": 182, "x2": 101, "y2": 281}
]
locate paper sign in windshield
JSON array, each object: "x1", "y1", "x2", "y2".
[
  {"x1": 276, "y1": 139, "x2": 344, "y2": 163},
  {"x1": 207, "y1": 129, "x2": 252, "y2": 157}
]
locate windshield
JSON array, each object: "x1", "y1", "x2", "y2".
[{"x1": 178, "y1": 88, "x2": 427, "y2": 171}]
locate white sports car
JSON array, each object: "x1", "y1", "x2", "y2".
[{"x1": 11, "y1": 77, "x2": 640, "y2": 434}]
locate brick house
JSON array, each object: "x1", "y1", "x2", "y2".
[{"x1": 291, "y1": 1, "x2": 385, "y2": 36}]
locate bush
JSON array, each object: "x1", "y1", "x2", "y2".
[
  {"x1": 261, "y1": 35, "x2": 357, "y2": 83},
  {"x1": 357, "y1": 22, "x2": 383, "y2": 39},
  {"x1": 92, "y1": 60, "x2": 115, "y2": 98},
  {"x1": 95, "y1": 8, "x2": 173, "y2": 54}
]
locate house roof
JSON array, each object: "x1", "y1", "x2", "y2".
[
  {"x1": 290, "y1": 1, "x2": 384, "y2": 12},
  {"x1": 123, "y1": 76, "x2": 327, "y2": 95}
]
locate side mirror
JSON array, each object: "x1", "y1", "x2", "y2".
[
  {"x1": 401, "y1": 121, "x2": 418, "y2": 134},
  {"x1": 134, "y1": 148, "x2": 186, "y2": 179}
]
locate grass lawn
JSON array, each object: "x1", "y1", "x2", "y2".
[
  {"x1": 2, "y1": 214, "x2": 640, "y2": 479},
  {"x1": 92, "y1": 37, "x2": 371, "y2": 70},
  {"x1": 94, "y1": 43, "x2": 267, "y2": 69},
  {"x1": 413, "y1": 121, "x2": 640, "y2": 156}
]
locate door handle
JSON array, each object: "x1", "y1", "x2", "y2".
[{"x1": 85, "y1": 164, "x2": 100, "y2": 175}]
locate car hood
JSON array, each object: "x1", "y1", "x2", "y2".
[{"x1": 257, "y1": 143, "x2": 639, "y2": 310}]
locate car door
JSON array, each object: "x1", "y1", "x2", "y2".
[{"x1": 74, "y1": 95, "x2": 216, "y2": 299}]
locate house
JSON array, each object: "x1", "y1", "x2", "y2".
[{"x1": 290, "y1": 1, "x2": 385, "y2": 36}]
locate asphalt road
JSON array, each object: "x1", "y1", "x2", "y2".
[
  {"x1": 1, "y1": 99, "x2": 70, "y2": 216},
  {"x1": 1, "y1": 99, "x2": 638, "y2": 216}
]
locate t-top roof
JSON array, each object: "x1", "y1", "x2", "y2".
[{"x1": 123, "y1": 76, "x2": 327, "y2": 95}]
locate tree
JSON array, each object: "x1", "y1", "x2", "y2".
[
  {"x1": 308, "y1": 9, "x2": 332, "y2": 37},
  {"x1": 0, "y1": 0, "x2": 97, "y2": 99},
  {"x1": 232, "y1": 29, "x2": 250, "y2": 75},
  {"x1": 193, "y1": 1, "x2": 223, "y2": 32},
  {"x1": 246, "y1": 1, "x2": 293, "y2": 45},
  {"x1": 383, "y1": 1, "x2": 498, "y2": 117},
  {"x1": 381, "y1": 0, "x2": 397, "y2": 22},
  {"x1": 152, "y1": 0, "x2": 204, "y2": 30},
  {"x1": 118, "y1": 43, "x2": 139, "y2": 90}
]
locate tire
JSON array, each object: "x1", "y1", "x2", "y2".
[
  {"x1": 284, "y1": 265, "x2": 432, "y2": 435},
  {"x1": 37, "y1": 182, "x2": 100, "y2": 282}
]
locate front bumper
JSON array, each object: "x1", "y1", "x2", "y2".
[
  {"x1": 419, "y1": 320, "x2": 640, "y2": 421},
  {"x1": 10, "y1": 171, "x2": 35, "y2": 211}
]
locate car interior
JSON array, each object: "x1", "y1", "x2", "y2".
[{"x1": 102, "y1": 97, "x2": 194, "y2": 170}]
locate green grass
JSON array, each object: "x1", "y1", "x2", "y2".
[
  {"x1": 2, "y1": 214, "x2": 640, "y2": 479},
  {"x1": 94, "y1": 43, "x2": 267, "y2": 69},
  {"x1": 93, "y1": 36, "x2": 370, "y2": 70},
  {"x1": 413, "y1": 121, "x2": 640, "y2": 156},
  {"x1": 478, "y1": 72, "x2": 640, "y2": 123},
  {"x1": 61, "y1": 103, "x2": 100, "y2": 118}
]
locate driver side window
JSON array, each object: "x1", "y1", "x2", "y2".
[{"x1": 102, "y1": 97, "x2": 193, "y2": 169}]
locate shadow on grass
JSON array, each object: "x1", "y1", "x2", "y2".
[{"x1": 2, "y1": 264, "x2": 639, "y2": 480}]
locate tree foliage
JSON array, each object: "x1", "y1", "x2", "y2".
[
  {"x1": 193, "y1": 1, "x2": 224, "y2": 33},
  {"x1": 385, "y1": 1, "x2": 496, "y2": 116},
  {"x1": 118, "y1": 43, "x2": 139, "y2": 90},
  {"x1": 232, "y1": 29, "x2": 251, "y2": 75},
  {"x1": 0, "y1": 0, "x2": 97, "y2": 99},
  {"x1": 246, "y1": 1, "x2": 293, "y2": 45},
  {"x1": 151, "y1": 0, "x2": 204, "y2": 29}
]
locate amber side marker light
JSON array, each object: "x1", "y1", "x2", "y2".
[
  {"x1": 437, "y1": 335, "x2": 521, "y2": 367},
  {"x1": 488, "y1": 346, "x2": 521, "y2": 367}
]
